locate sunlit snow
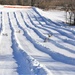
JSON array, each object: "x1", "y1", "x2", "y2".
[{"x1": 0, "y1": 5, "x2": 75, "y2": 75}]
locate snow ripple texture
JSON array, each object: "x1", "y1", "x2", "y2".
[{"x1": 0, "y1": 6, "x2": 75, "y2": 75}]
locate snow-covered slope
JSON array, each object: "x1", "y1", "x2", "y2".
[{"x1": 0, "y1": 6, "x2": 75, "y2": 75}]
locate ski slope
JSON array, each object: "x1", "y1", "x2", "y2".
[{"x1": 0, "y1": 6, "x2": 75, "y2": 75}]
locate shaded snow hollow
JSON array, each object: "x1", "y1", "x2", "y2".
[{"x1": 0, "y1": 6, "x2": 75, "y2": 75}]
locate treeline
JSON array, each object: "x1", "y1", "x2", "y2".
[
  {"x1": 0, "y1": 0, "x2": 75, "y2": 8},
  {"x1": 0, "y1": 0, "x2": 31, "y2": 5},
  {"x1": 34, "y1": 0, "x2": 75, "y2": 9}
]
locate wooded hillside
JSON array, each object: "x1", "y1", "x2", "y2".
[
  {"x1": 0, "y1": 0, "x2": 31, "y2": 5},
  {"x1": 0, "y1": 0, "x2": 75, "y2": 9}
]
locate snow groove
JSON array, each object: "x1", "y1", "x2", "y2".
[
  {"x1": 20, "y1": 12, "x2": 46, "y2": 40},
  {"x1": 8, "y1": 12, "x2": 35, "y2": 75},
  {"x1": 0, "y1": 12, "x2": 18, "y2": 75},
  {"x1": 0, "y1": 6, "x2": 75, "y2": 75},
  {"x1": 20, "y1": 10, "x2": 75, "y2": 55},
  {"x1": 24, "y1": 10, "x2": 75, "y2": 53},
  {"x1": 13, "y1": 11, "x2": 75, "y2": 65},
  {"x1": 26, "y1": 9, "x2": 75, "y2": 54},
  {"x1": 0, "y1": 12, "x2": 2, "y2": 33},
  {"x1": 8, "y1": 12, "x2": 51, "y2": 75}
]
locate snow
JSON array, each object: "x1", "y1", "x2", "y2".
[{"x1": 0, "y1": 5, "x2": 75, "y2": 75}]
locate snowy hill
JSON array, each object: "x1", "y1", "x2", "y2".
[{"x1": 0, "y1": 6, "x2": 75, "y2": 75}]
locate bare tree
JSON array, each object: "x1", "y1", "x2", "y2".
[
  {"x1": 31, "y1": 0, "x2": 35, "y2": 6},
  {"x1": 63, "y1": 0, "x2": 75, "y2": 25}
]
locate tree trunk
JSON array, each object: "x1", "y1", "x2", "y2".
[
  {"x1": 74, "y1": 12, "x2": 75, "y2": 25},
  {"x1": 17, "y1": 0, "x2": 21, "y2": 5},
  {"x1": 69, "y1": 11, "x2": 72, "y2": 25},
  {"x1": 65, "y1": 10, "x2": 67, "y2": 23},
  {"x1": 31, "y1": 0, "x2": 35, "y2": 6}
]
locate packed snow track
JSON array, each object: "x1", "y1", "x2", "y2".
[{"x1": 0, "y1": 6, "x2": 75, "y2": 75}]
